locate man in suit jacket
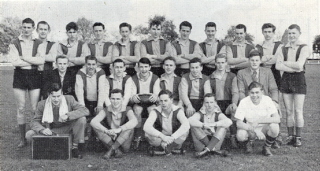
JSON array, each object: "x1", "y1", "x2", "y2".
[
  {"x1": 237, "y1": 50, "x2": 278, "y2": 102},
  {"x1": 42, "y1": 55, "x2": 76, "y2": 99}
]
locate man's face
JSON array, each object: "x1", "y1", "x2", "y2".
[
  {"x1": 235, "y1": 28, "x2": 246, "y2": 42},
  {"x1": 86, "y1": 59, "x2": 97, "y2": 74},
  {"x1": 204, "y1": 96, "x2": 217, "y2": 111},
  {"x1": 138, "y1": 63, "x2": 151, "y2": 77},
  {"x1": 190, "y1": 62, "x2": 202, "y2": 78},
  {"x1": 180, "y1": 26, "x2": 191, "y2": 40},
  {"x1": 67, "y1": 29, "x2": 78, "y2": 41},
  {"x1": 149, "y1": 25, "x2": 162, "y2": 39},
  {"x1": 205, "y1": 26, "x2": 216, "y2": 40},
  {"x1": 249, "y1": 87, "x2": 263, "y2": 104},
  {"x1": 113, "y1": 62, "x2": 126, "y2": 77},
  {"x1": 110, "y1": 92, "x2": 123, "y2": 109},
  {"x1": 120, "y1": 26, "x2": 131, "y2": 40},
  {"x1": 56, "y1": 58, "x2": 69, "y2": 73},
  {"x1": 93, "y1": 26, "x2": 105, "y2": 40},
  {"x1": 159, "y1": 94, "x2": 172, "y2": 110},
  {"x1": 50, "y1": 90, "x2": 62, "y2": 106},
  {"x1": 22, "y1": 23, "x2": 34, "y2": 37},
  {"x1": 249, "y1": 56, "x2": 261, "y2": 70},
  {"x1": 37, "y1": 24, "x2": 50, "y2": 39},
  {"x1": 163, "y1": 60, "x2": 176, "y2": 75},
  {"x1": 288, "y1": 28, "x2": 301, "y2": 43},
  {"x1": 215, "y1": 58, "x2": 227, "y2": 71},
  {"x1": 262, "y1": 28, "x2": 274, "y2": 41}
]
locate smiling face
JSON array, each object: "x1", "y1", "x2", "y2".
[
  {"x1": 190, "y1": 62, "x2": 202, "y2": 78},
  {"x1": 249, "y1": 87, "x2": 263, "y2": 104},
  {"x1": 180, "y1": 26, "x2": 191, "y2": 40},
  {"x1": 138, "y1": 62, "x2": 151, "y2": 77},
  {"x1": 37, "y1": 23, "x2": 50, "y2": 40},
  {"x1": 113, "y1": 61, "x2": 126, "y2": 77},
  {"x1": 86, "y1": 59, "x2": 97, "y2": 74},
  {"x1": 249, "y1": 56, "x2": 261, "y2": 70},
  {"x1": 56, "y1": 58, "x2": 69, "y2": 74},
  {"x1": 22, "y1": 23, "x2": 34, "y2": 37},
  {"x1": 93, "y1": 25, "x2": 105, "y2": 40},
  {"x1": 150, "y1": 25, "x2": 162, "y2": 39},
  {"x1": 288, "y1": 28, "x2": 301, "y2": 44},
  {"x1": 159, "y1": 94, "x2": 172, "y2": 111},
  {"x1": 120, "y1": 26, "x2": 131, "y2": 40},
  {"x1": 205, "y1": 26, "x2": 216, "y2": 40},
  {"x1": 262, "y1": 28, "x2": 274, "y2": 41},
  {"x1": 67, "y1": 29, "x2": 78, "y2": 41},
  {"x1": 50, "y1": 89, "x2": 62, "y2": 106},
  {"x1": 163, "y1": 59, "x2": 176, "y2": 75},
  {"x1": 235, "y1": 28, "x2": 246, "y2": 42},
  {"x1": 110, "y1": 92, "x2": 123, "y2": 109}
]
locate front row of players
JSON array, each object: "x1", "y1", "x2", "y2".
[{"x1": 26, "y1": 80, "x2": 280, "y2": 159}]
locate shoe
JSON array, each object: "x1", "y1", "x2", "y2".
[
  {"x1": 194, "y1": 148, "x2": 209, "y2": 158},
  {"x1": 72, "y1": 148, "x2": 83, "y2": 159},
  {"x1": 275, "y1": 134, "x2": 283, "y2": 145},
  {"x1": 293, "y1": 137, "x2": 302, "y2": 147},
  {"x1": 114, "y1": 149, "x2": 124, "y2": 158},
  {"x1": 148, "y1": 146, "x2": 155, "y2": 156},
  {"x1": 212, "y1": 150, "x2": 230, "y2": 157},
  {"x1": 271, "y1": 141, "x2": 280, "y2": 149},
  {"x1": 171, "y1": 148, "x2": 186, "y2": 155},
  {"x1": 284, "y1": 136, "x2": 295, "y2": 146},
  {"x1": 245, "y1": 141, "x2": 254, "y2": 154},
  {"x1": 132, "y1": 136, "x2": 142, "y2": 150},
  {"x1": 103, "y1": 148, "x2": 114, "y2": 159},
  {"x1": 230, "y1": 136, "x2": 239, "y2": 149},
  {"x1": 262, "y1": 146, "x2": 273, "y2": 157}
]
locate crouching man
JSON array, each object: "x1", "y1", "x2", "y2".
[
  {"x1": 235, "y1": 81, "x2": 280, "y2": 156},
  {"x1": 90, "y1": 89, "x2": 138, "y2": 159},
  {"x1": 189, "y1": 93, "x2": 232, "y2": 158},
  {"x1": 26, "y1": 83, "x2": 89, "y2": 159},
  {"x1": 143, "y1": 90, "x2": 190, "y2": 155}
]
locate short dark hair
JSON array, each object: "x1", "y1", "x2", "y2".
[
  {"x1": 205, "y1": 22, "x2": 216, "y2": 30},
  {"x1": 162, "y1": 56, "x2": 176, "y2": 65},
  {"x1": 113, "y1": 58, "x2": 125, "y2": 65},
  {"x1": 248, "y1": 49, "x2": 262, "y2": 59},
  {"x1": 37, "y1": 21, "x2": 50, "y2": 30},
  {"x1": 110, "y1": 88, "x2": 124, "y2": 96},
  {"x1": 66, "y1": 22, "x2": 78, "y2": 31},
  {"x1": 262, "y1": 23, "x2": 276, "y2": 32},
  {"x1": 189, "y1": 57, "x2": 202, "y2": 65},
  {"x1": 138, "y1": 57, "x2": 151, "y2": 66},
  {"x1": 215, "y1": 53, "x2": 227, "y2": 62},
  {"x1": 248, "y1": 81, "x2": 264, "y2": 91},
  {"x1": 180, "y1": 21, "x2": 192, "y2": 30},
  {"x1": 149, "y1": 20, "x2": 162, "y2": 29},
  {"x1": 288, "y1": 24, "x2": 301, "y2": 33},
  {"x1": 56, "y1": 55, "x2": 69, "y2": 62},
  {"x1": 85, "y1": 55, "x2": 97, "y2": 63},
  {"x1": 204, "y1": 93, "x2": 215, "y2": 99},
  {"x1": 119, "y1": 22, "x2": 132, "y2": 31},
  {"x1": 93, "y1": 22, "x2": 105, "y2": 30},
  {"x1": 49, "y1": 83, "x2": 62, "y2": 93},
  {"x1": 22, "y1": 18, "x2": 35, "y2": 27},
  {"x1": 236, "y1": 24, "x2": 246, "y2": 33},
  {"x1": 158, "y1": 90, "x2": 173, "y2": 99}
]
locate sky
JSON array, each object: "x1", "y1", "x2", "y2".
[{"x1": 1, "y1": 0, "x2": 319, "y2": 47}]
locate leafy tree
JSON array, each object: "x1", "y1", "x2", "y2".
[
  {"x1": 76, "y1": 17, "x2": 94, "y2": 43},
  {"x1": 222, "y1": 25, "x2": 255, "y2": 45},
  {"x1": 0, "y1": 17, "x2": 21, "y2": 55}
]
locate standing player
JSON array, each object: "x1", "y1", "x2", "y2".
[
  {"x1": 9, "y1": 18, "x2": 44, "y2": 148},
  {"x1": 113, "y1": 22, "x2": 140, "y2": 76},
  {"x1": 88, "y1": 22, "x2": 113, "y2": 76}
]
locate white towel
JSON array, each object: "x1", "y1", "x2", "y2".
[{"x1": 42, "y1": 95, "x2": 69, "y2": 123}]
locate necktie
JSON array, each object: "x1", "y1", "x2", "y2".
[{"x1": 252, "y1": 70, "x2": 258, "y2": 82}]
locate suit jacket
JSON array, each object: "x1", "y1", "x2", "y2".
[
  {"x1": 237, "y1": 67, "x2": 278, "y2": 102},
  {"x1": 43, "y1": 68, "x2": 76, "y2": 99}
]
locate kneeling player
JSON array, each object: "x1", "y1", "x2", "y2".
[
  {"x1": 143, "y1": 90, "x2": 190, "y2": 155},
  {"x1": 189, "y1": 93, "x2": 232, "y2": 158},
  {"x1": 235, "y1": 81, "x2": 280, "y2": 156},
  {"x1": 90, "y1": 89, "x2": 138, "y2": 159}
]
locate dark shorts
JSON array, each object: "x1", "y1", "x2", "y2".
[
  {"x1": 279, "y1": 72, "x2": 306, "y2": 94},
  {"x1": 13, "y1": 69, "x2": 42, "y2": 90},
  {"x1": 85, "y1": 100, "x2": 97, "y2": 121}
]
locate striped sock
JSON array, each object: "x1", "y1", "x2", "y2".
[{"x1": 265, "y1": 135, "x2": 276, "y2": 147}]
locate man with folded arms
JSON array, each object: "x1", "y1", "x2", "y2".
[
  {"x1": 91, "y1": 89, "x2": 138, "y2": 159},
  {"x1": 26, "y1": 83, "x2": 89, "y2": 158},
  {"x1": 143, "y1": 90, "x2": 190, "y2": 155}
]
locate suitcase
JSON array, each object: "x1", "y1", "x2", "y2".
[{"x1": 32, "y1": 134, "x2": 71, "y2": 160}]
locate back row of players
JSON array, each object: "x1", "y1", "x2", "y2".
[{"x1": 11, "y1": 18, "x2": 308, "y2": 158}]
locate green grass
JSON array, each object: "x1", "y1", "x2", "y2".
[{"x1": 0, "y1": 66, "x2": 319, "y2": 171}]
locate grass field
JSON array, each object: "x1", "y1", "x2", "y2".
[{"x1": 0, "y1": 65, "x2": 319, "y2": 171}]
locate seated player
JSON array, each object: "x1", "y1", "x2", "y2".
[
  {"x1": 160, "y1": 57, "x2": 183, "y2": 107},
  {"x1": 90, "y1": 89, "x2": 138, "y2": 159},
  {"x1": 106, "y1": 59, "x2": 133, "y2": 108},
  {"x1": 204, "y1": 53, "x2": 239, "y2": 148},
  {"x1": 42, "y1": 55, "x2": 76, "y2": 99},
  {"x1": 179, "y1": 58, "x2": 210, "y2": 117},
  {"x1": 143, "y1": 90, "x2": 190, "y2": 155},
  {"x1": 235, "y1": 82, "x2": 280, "y2": 156},
  {"x1": 189, "y1": 93, "x2": 232, "y2": 157},
  {"x1": 131, "y1": 57, "x2": 161, "y2": 148},
  {"x1": 26, "y1": 83, "x2": 89, "y2": 158}
]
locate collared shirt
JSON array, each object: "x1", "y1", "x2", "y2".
[
  {"x1": 160, "y1": 73, "x2": 178, "y2": 93},
  {"x1": 188, "y1": 73, "x2": 203, "y2": 99},
  {"x1": 203, "y1": 39, "x2": 219, "y2": 57},
  {"x1": 57, "y1": 39, "x2": 89, "y2": 67},
  {"x1": 257, "y1": 39, "x2": 283, "y2": 68},
  {"x1": 140, "y1": 36, "x2": 171, "y2": 58},
  {"x1": 199, "y1": 107, "x2": 221, "y2": 134},
  {"x1": 59, "y1": 71, "x2": 66, "y2": 86},
  {"x1": 107, "y1": 105, "x2": 127, "y2": 129},
  {"x1": 37, "y1": 41, "x2": 58, "y2": 68},
  {"x1": 250, "y1": 68, "x2": 260, "y2": 82},
  {"x1": 131, "y1": 71, "x2": 160, "y2": 95},
  {"x1": 89, "y1": 38, "x2": 112, "y2": 57}
]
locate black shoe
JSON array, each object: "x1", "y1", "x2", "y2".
[
  {"x1": 171, "y1": 148, "x2": 186, "y2": 155},
  {"x1": 262, "y1": 146, "x2": 273, "y2": 157},
  {"x1": 230, "y1": 136, "x2": 239, "y2": 149},
  {"x1": 284, "y1": 136, "x2": 295, "y2": 146},
  {"x1": 103, "y1": 148, "x2": 114, "y2": 159},
  {"x1": 194, "y1": 148, "x2": 209, "y2": 158},
  {"x1": 114, "y1": 149, "x2": 124, "y2": 158},
  {"x1": 212, "y1": 150, "x2": 230, "y2": 157},
  {"x1": 271, "y1": 141, "x2": 280, "y2": 149},
  {"x1": 245, "y1": 141, "x2": 254, "y2": 154},
  {"x1": 293, "y1": 137, "x2": 302, "y2": 147},
  {"x1": 72, "y1": 148, "x2": 83, "y2": 159}
]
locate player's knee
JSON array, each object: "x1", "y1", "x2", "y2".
[
  {"x1": 25, "y1": 130, "x2": 36, "y2": 142},
  {"x1": 77, "y1": 117, "x2": 87, "y2": 125},
  {"x1": 236, "y1": 129, "x2": 248, "y2": 142},
  {"x1": 269, "y1": 123, "x2": 279, "y2": 136}
]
